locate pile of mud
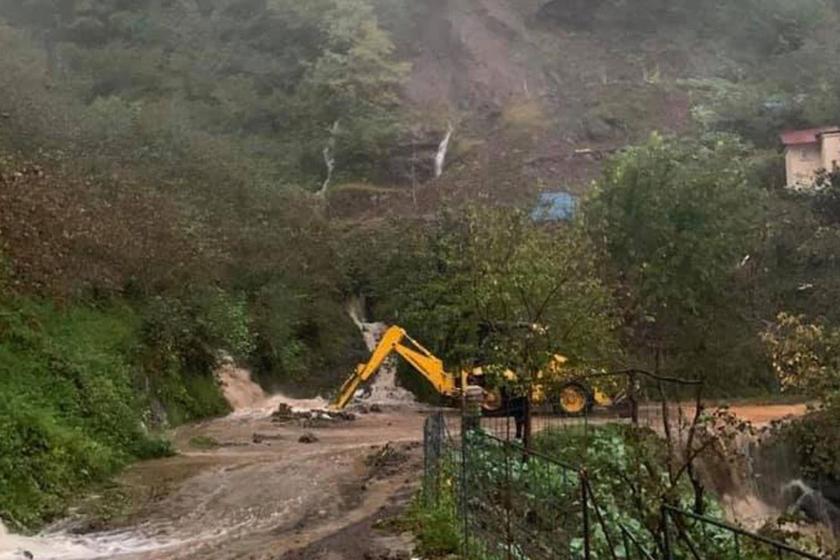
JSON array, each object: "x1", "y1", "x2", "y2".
[{"x1": 364, "y1": 442, "x2": 419, "y2": 479}]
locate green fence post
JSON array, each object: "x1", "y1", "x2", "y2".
[
  {"x1": 661, "y1": 506, "x2": 673, "y2": 560},
  {"x1": 461, "y1": 385, "x2": 483, "y2": 558},
  {"x1": 581, "y1": 469, "x2": 591, "y2": 560}
]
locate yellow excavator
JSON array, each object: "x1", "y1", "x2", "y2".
[{"x1": 330, "y1": 325, "x2": 614, "y2": 416}]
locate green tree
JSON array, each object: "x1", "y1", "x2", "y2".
[
  {"x1": 585, "y1": 134, "x2": 765, "y2": 386},
  {"x1": 299, "y1": 0, "x2": 409, "y2": 182},
  {"x1": 356, "y1": 205, "x2": 618, "y2": 381},
  {"x1": 763, "y1": 313, "x2": 840, "y2": 404}
]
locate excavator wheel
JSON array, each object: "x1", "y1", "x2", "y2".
[
  {"x1": 480, "y1": 387, "x2": 505, "y2": 413},
  {"x1": 554, "y1": 381, "x2": 593, "y2": 417}
]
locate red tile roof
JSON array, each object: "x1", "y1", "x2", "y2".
[{"x1": 780, "y1": 127, "x2": 840, "y2": 146}]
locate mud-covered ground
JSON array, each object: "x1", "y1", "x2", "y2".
[
  {"x1": 1, "y1": 397, "x2": 810, "y2": 560},
  {"x1": 1, "y1": 399, "x2": 433, "y2": 560}
]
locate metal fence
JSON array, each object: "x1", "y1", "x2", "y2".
[
  {"x1": 424, "y1": 414, "x2": 621, "y2": 560},
  {"x1": 423, "y1": 404, "x2": 828, "y2": 560},
  {"x1": 662, "y1": 506, "x2": 823, "y2": 560},
  {"x1": 478, "y1": 369, "x2": 704, "y2": 447},
  {"x1": 462, "y1": 430, "x2": 600, "y2": 560}
]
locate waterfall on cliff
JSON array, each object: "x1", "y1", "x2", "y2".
[{"x1": 433, "y1": 122, "x2": 454, "y2": 179}]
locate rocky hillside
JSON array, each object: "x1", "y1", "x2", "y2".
[{"x1": 332, "y1": 0, "x2": 840, "y2": 216}]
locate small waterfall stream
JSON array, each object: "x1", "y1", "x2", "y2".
[
  {"x1": 433, "y1": 122, "x2": 454, "y2": 179},
  {"x1": 317, "y1": 120, "x2": 340, "y2": 196},
  {"x1": 347, "y1": 300, "x2": 416, "y2": 407}
]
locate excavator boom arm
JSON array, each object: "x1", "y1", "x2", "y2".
[{"x1": 331, "y1": 326, "x2": 458, "y2": 410}]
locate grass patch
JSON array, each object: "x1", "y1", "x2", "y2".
[
  {"x1": 157, "y1": 371, "x2": 230, "y2": 426},
  {"x1": 401, "y1": 492, "x2": 461, "y2": 558},
  {"x1": 0, "y1": 298, "x2": 164, "y2": 528}
]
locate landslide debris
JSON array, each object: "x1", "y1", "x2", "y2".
[
  {"x1": 364, "y1": 442, "x2": 420, "y2": 479},
  {"x1": 272, "y1": 403, "x2": 356, "y2": 427}
]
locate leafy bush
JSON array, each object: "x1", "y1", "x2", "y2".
[
  {"x1": 763, "y1": 313, "x2": 840, "y2": 401},
  {"x1": 770, "y1": 404, "x2": 840, "y2": 485},
  {"x1": 457, "y1": 426, "x2": 818, "y2": 559},
  {"x1": 141, "y1": 287, "x2": 254, "y2": 370},
  {"x1": 404, "y1": 491, "x2": 462, "y2": 558},
  {"x1": 0, "y1": 298, "x2": 170, "y2": 528},
  {"x1": 0, "y1": 398, "x2": 119, "y2": 528},
  {"x1": 533, "y1": 425, "x2": 717, "y2": 549}
]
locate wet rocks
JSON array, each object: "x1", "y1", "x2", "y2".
[
  {"x1": 272, "y1": 404, "x2": 356, "y2": 428},
  {"x1": 299, "y1": 432, "x2": 319, "y2": 444},
  {"x1": 352, "y1": 403, "x2": 384, "y2": 414},
  {"x1": 364, "y1": 442, "x2": 416, "y2": 477},
  {"x1": 252, "y1": 432, "x2": 284, "y2": 444}
]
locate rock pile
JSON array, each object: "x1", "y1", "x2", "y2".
[{"x1": 271, "y1": 403, "x2": 356, "y2": 425}]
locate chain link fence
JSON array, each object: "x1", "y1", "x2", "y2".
[{"x1": 422, "y1": 386, "x2": 827, "y2": 560}]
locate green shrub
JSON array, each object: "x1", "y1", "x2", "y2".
[
  {"x1": 764, "y1": 403, "x2": 840, "y2": 484},
  {"x1": 0, "y1": 298, "x2": 169, "y2": 528},
  {"x1": 147, "y1": 357, "x2": 229, "y2": 426},
  {"x1": 137, "y1": 287, "x2": 254, "y2": 422},
  {"x1": 404, "y1": 489, "x2": 462, "y2": 557},
  {"x1": 141, "y1": 287, "x2": 254, "y2": 374}
]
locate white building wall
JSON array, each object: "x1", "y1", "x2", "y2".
[
  {"x1": 786, "y1": 143, "x2": 823, "y2": 189},
  {"x1": 822, "y1": 132, "x2": 840, "y2": 173}
]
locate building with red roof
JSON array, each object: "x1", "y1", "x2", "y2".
[{"x1": 780, "y1": 126, "x2": 840, "y2": 189}]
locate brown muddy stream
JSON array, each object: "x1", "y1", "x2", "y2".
[{"x1": 0, "y1": 367, "x2": 427, "y2": 560}]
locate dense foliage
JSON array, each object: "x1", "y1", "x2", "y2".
[
  {"x1": 762, "y1": 314, "x2": 840, "y2": 485},
  {"x1": 414, "y1": 426, "x2": 826, "y2": 559},
  {"x1": 0, "y1": 298, "x2": 171, "y2": 527},
  {"x1": 344, "y1": 206, "x2": 618, "y2": 398},
  {"x1": 0, "y1": 0, "x2": 409, "y2": 187},
  {"x1": 584, "y1": 134, "x2": 767, "y2": 388}
]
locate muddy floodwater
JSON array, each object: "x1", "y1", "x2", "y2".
[{"x1": 0, "y1": 390, "x2": 428, "y2": 560}]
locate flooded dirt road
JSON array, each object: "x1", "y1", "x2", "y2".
[
  {"x1": 1, "y1": 383, "x2": 811, "y2": 560},
  {"x1": 1, "y1": 395, "x2": 430, "y2": 560}
]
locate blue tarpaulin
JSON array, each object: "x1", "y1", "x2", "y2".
[{"x1": 531, "y1": 191, "x2": 577, "y2": 222}]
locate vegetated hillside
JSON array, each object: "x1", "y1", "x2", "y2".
[
  {"x1": 326, "y1": 0, "x2": 840, "y2": 216},
  {"x1": 1, "y1": 0, "x2": 839, "y2": 208},
  {"x1": 2, "y1": 0, "x2": 840, "y2": 530}
]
